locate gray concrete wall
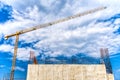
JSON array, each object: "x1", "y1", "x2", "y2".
[{"x1": 26, "y1": 64, "x2": 114, "y2": 80}]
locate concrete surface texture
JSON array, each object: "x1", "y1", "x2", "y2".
[{"x1": 26, "y1": 64, "x2": 114, "y2": 80}]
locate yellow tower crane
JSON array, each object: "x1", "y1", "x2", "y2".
[{"x1": 5, "y1": 6, "x2": 106, "y2": 80}]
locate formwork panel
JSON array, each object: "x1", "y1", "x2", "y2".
[
  {"x1": 53, "y1": 65, "x2": 63, "y2": 80},
  {"x1": 74, "y1": 66, "x2": 83, "y2": 80},
  {"x1": 108, "y1": 74, "x2": 114, "y2": 80},
  {"x1": 27, "y1": 65, "x2": 39, "y2": 80},
  {"x1": 26, "y1": 64, "x2": 114, "y2": 80},
  {"x1": 38, "y1": 65, "x2": 45, "y2": 80},
  {"x1": 62, "y1": 65, "x2": 69, "y2": 80},
  {"x1": 44, "y1": 65, "x2": 52, "y2": 80}
]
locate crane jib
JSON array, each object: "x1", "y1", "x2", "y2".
[{"x1": 5, "y1": 6, "x2": 106, "y2": 39}]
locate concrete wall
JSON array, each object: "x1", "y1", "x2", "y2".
[
  {"x1": 27, "y1": 64, "x2": 114, "y2": 80},
  {"x1": 107, "y1": 74, "x2": 114, "y2": 80}
]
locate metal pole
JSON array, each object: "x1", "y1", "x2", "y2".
[{"x1": 10, "y1": 34, "x2": 19, "y2": 80}]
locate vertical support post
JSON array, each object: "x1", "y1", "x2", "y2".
[
  {"x1": 10, "y1": 34, "x2": 19, "y2": 80},
  {"x1": 104, "y1": 48, "x2": 113, "y2": 74},
  {"x1": 30, "y1": 51, "x2": 38, "y2": 64},
  {"x1": 100, "y1": 48, "x2": 113, "y2": 74},
  {"x1": 100, "y1": 48, "x2": 105, "y2": 64}
]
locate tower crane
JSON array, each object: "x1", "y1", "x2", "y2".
[{"x1": 5, "y1": 6, "x2": 106, "y2": 80}]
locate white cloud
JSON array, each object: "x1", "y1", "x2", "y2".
[
  {"x1": 0, "y1": 65, "x2": 5, "y2": 68},
  {"x1": 0, "y1": 44, "x2": 38, "y2": 61},
  {"x1": 114, "y1": 19, "x2": 120, "y2": 25},
  {"x1": 32, "y1": 20, "x2": 120, "y2": 57},
  {"x1": 40, "y1": 0, "x2": 59, "y2": 8},
  {"x1": 16, "y1": 47, "x2": 39, "y2": 61},
  {"x1": 0, "y1": 0, "x2": 120, "y2": 60},
  {"x1": 15, "y1": 66, "x2": 25, "y2": 72},
  {"x1": 0, "y1": 44, "x2": 13, "y2": 52}
]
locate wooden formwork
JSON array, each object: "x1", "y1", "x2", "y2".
[{"x1": 26, "y1": 64, "x2": 114, "y2": 80}]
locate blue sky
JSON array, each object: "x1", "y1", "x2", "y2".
[{"x1": 0, "y1": 0, "x2": 120, "y2": 80}]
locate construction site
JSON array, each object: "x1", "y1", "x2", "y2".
[{"x1": 4, "y1": 6, "x2": 114, "y2": 80}]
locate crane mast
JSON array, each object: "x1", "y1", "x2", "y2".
[{"x1": 5, "y1": 6, "x2": 106, "y2": 80}]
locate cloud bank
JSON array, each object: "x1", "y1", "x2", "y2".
[{"x1": 0, "y1": 0, "x2": 120, "y2": 61}]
